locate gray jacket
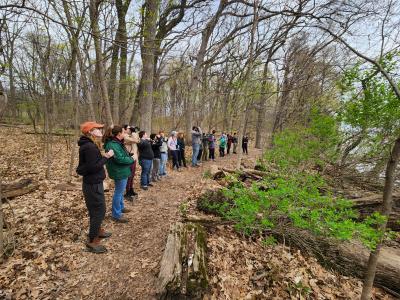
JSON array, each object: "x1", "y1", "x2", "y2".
[
  {"x1": 160, "y1": 138, "x2": 168, "y2": 153},
  {"x1": 191, "y1": 127, "x2": 202, "y2": 145}
]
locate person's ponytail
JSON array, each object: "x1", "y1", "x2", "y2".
[{"x1": 102, "y1": 125, "x2": 123, "y2": 143}]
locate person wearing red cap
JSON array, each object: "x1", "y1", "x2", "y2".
[{"x1": 76, "y1": 121, "x2": 114, "y2": 254}]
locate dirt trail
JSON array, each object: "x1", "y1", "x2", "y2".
[
  {"x1": 61, "y1": 151, "x2": 260, "y2": 299},
  {"x1": 0, "y1": 127, "x2": 260, "y2": 299},
  {"x1": 0, "y1": 128, "x2": 396, "y2": 299}
]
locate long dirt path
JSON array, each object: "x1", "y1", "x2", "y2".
[
  {"x1": 62, "y1": 151, "x2": 257, "y2": 299},
  {"x1": 61, "y1": 150, "x2": 260, "y2": 299},
  {"x1": 0, "y1": 127, "x2": 260, "y2": 299}
]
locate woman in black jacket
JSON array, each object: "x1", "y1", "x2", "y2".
[
  {"x1": 76, "y1": 121, "x2": 114, "y2": 254},
  {"x1": 150, "y1": 133, "x2": 163, "y2": 181},
  {"x1": 177, "y1": 132, "x2": 187, "y2": 168}
]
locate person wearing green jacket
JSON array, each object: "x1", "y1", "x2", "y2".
[
  {"x1": 219, "y1": 133, "x2": 227, "y2": 157},
  {"x1": 103, "y1": 125, "x2": 134, "y2": 223}
]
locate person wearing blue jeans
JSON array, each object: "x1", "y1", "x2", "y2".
[
  {"x1": 191, "y1": 126, "x2": 202, "y2": 167},
  {"x1": 159, "y1": 131, "x2": 168, "y2": 176},
  {"x1": 137, "y1": 130, "x2": 155, "y2": 190},
  {"x1": 139, "y1": 158, "x2": 152, "y2": 189},
  {"x1": 160, "y1": 152, "x2": 168, "y2": 176},
  {"x1": 103, "y1": 125, "x2": 134, "y2": 223},
  {"x1": 112, "y1": 178, "x2": 128, "y2": 219}
]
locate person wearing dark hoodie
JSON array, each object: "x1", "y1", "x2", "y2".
[
  {"x1": 150, "y1": 133, "x2": 162, "y2": 182},
  {"x1": 137, "y1": 131, "x2": 154, "y2": 190},
  {"x1": 103, "y1": 126, "x2": 134, "y2": 223},
  {"x1": 177, "y1": 132, "x2": 187, "y2": 168},
  {"x1": 76, "y1": 121, "x2": 114, "y2": 254}
]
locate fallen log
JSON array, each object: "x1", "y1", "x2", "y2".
[
  {"x1": 1, "y1": 178, "x2": 39, "y2": 201},
  {"x1": 349, "y1": 194, "x2": 400, "y2": 231},
  {"x1": 156, "y1": 222, "x2": 208, "y2": 299},
  {"x1": 273, "y1": 226, "x2": 400, "y2": 295},
  {"x1": 351, "y1": 193, "x2": 400, "y2": 208},
  {"x1": 197, "y1": 189, "x2": 400, "y2": 295}
]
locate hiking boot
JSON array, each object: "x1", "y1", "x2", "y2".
[
  {"x1": 98, "y1": 228, "x2": 112, "y2": 239},
  {"x1": 122, "y1": 208, "x2": 131, "y2": 213},
  {"x1": 112, "y1": 217, "x2": 129, "y2": 223},
  {"x1": 86, "y1": 237, "x2": 107, "y2": 254},
  {"x1": 141, "y1": 186, "x2": 148, "y2": 190},
  {"x1": 124, "y1": 193, "x2": 134, "y2": 201},
  {"x1": 148, "y1": 183, "x2": 154, "y2": 187}
]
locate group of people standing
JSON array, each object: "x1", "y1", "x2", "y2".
[{"x1": 76, "y1": 121, "x2": 250, "y2": 253}]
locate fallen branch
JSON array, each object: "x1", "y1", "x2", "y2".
[
  {"x1": 197, "y1": 189, "x2": 400, "y2": 294},
  {"x1": 1, "y1": 178, "x2": 39, "y2": 201},
  {"x1": 272, "y1": 226, "x2": 400, "y2": 295}
]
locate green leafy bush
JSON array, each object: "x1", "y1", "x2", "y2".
[
  {"x1": 201, "y1": 111, "x2": 386, "y2": 250},
  {"x1": 265, "y1": 109, "x2": 339, "y2": 171}
]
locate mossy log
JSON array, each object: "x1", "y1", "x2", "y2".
[
  {"x1": 156, "y1": 222, "x2": 208, "y2": 299},
  {"x1": 197, "y1": 189, "x2": 400, "y2": 295},
  {"x1": 1, "y1": 178, "x2": 39, "y2": 201}
]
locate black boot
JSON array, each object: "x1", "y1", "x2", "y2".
[{"x1": 124, "y1": 190, "x2": 134, "y2": 201}]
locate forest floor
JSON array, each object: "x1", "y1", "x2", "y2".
[{"x1": 0, "y1": 126, "x2": 396, "y2": 299}]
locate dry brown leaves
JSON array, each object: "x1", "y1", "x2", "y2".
[{"x1": 206, "y1": 226, "x2": 395, "y2": 300}]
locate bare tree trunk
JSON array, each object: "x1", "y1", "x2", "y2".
[
  {"x1": 8, "y1": 52, "x2": 16, "y2": 119},
  {"x1": 360, "y1": 137, "x2": 400, "y2": 299},
  {"x1": 117, "y1": 0, "x2": 130, "y2": 124},
  {"x1": 186, "y1": 0, "x2": 227, "y2": 142},
  {"x1": 236, "y1": 102, "x2": 250, "y2": 169},
  {"x1": 0, "y1": 177, "x2": 3, "y2": 264},
  {"x1": 255, "y1": 61, "x2": 269, "y2": 148},
  {"x1": 89, "y1": 0, "x2": 113, "y2": 126},
  {"x1": 236, "y1": 0, "x2": 259, "y2": 169},
  {"x1": 139, "y1": 0, "x2": 159, "y2": 132}
]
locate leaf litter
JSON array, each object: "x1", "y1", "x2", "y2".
[{"x1": 0, "y1": 127, "x2": 396, "y2": 299}]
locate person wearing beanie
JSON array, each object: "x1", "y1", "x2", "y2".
[{"x1": 76, "y1": 121, "x2": 114, "y2": 254}]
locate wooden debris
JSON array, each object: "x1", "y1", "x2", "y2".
[
  {"x1": 156, "y1": 222, "x2": 208, "y2": 299},
  {"x1": 1, "y1": 178, "x2": 39, "y2": 201},
  {"x1": 208, "y1": 165, "x2": 226, "y2": 180},
  {"x1": 53, "y1": 182, "x2": 80, "y2": 191},
  {"x1": 275, "y1": 226, "x2": 400, "y2": 295}
]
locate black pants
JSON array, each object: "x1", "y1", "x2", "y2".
[
  {"x1": 219, "y1": 146, "x2": 225, "y2": 157},
  {"x1": 209, "y1": 148, "x2": 215, "y2": 160},
  {"x1": 197, "y1": 148, "x2": 203, "y2": 161},
  {"x1": 178, "y1": 149, "x2": 187, "y2": 167},
  {"x1": 227, "y1": 144, "x2": 231, "y2": 154},
  {"x1": 171, "y1": 150, "x2": 180, "y2": 169},
  {"x1": 83, "y1": 182, "x2": 105, "y2": 242},
  {"x1": 242, "y1": 144, "x2": 248, "y2": 154}
]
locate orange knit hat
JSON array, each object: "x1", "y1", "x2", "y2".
[{"x1": 80, "y1": 121, "x2": 104, "y2": 134}]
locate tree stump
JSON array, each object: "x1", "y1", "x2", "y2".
[
  {"x1": 208, "y1": 165, "x2": 225, "y2": 180},
  {"x1": 156, "y1": 222, "x2": 208, "y2": 299}
]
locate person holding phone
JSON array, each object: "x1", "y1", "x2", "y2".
[{"x1": 77, "y1": 121, "x2": 114, "y2": 254}]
